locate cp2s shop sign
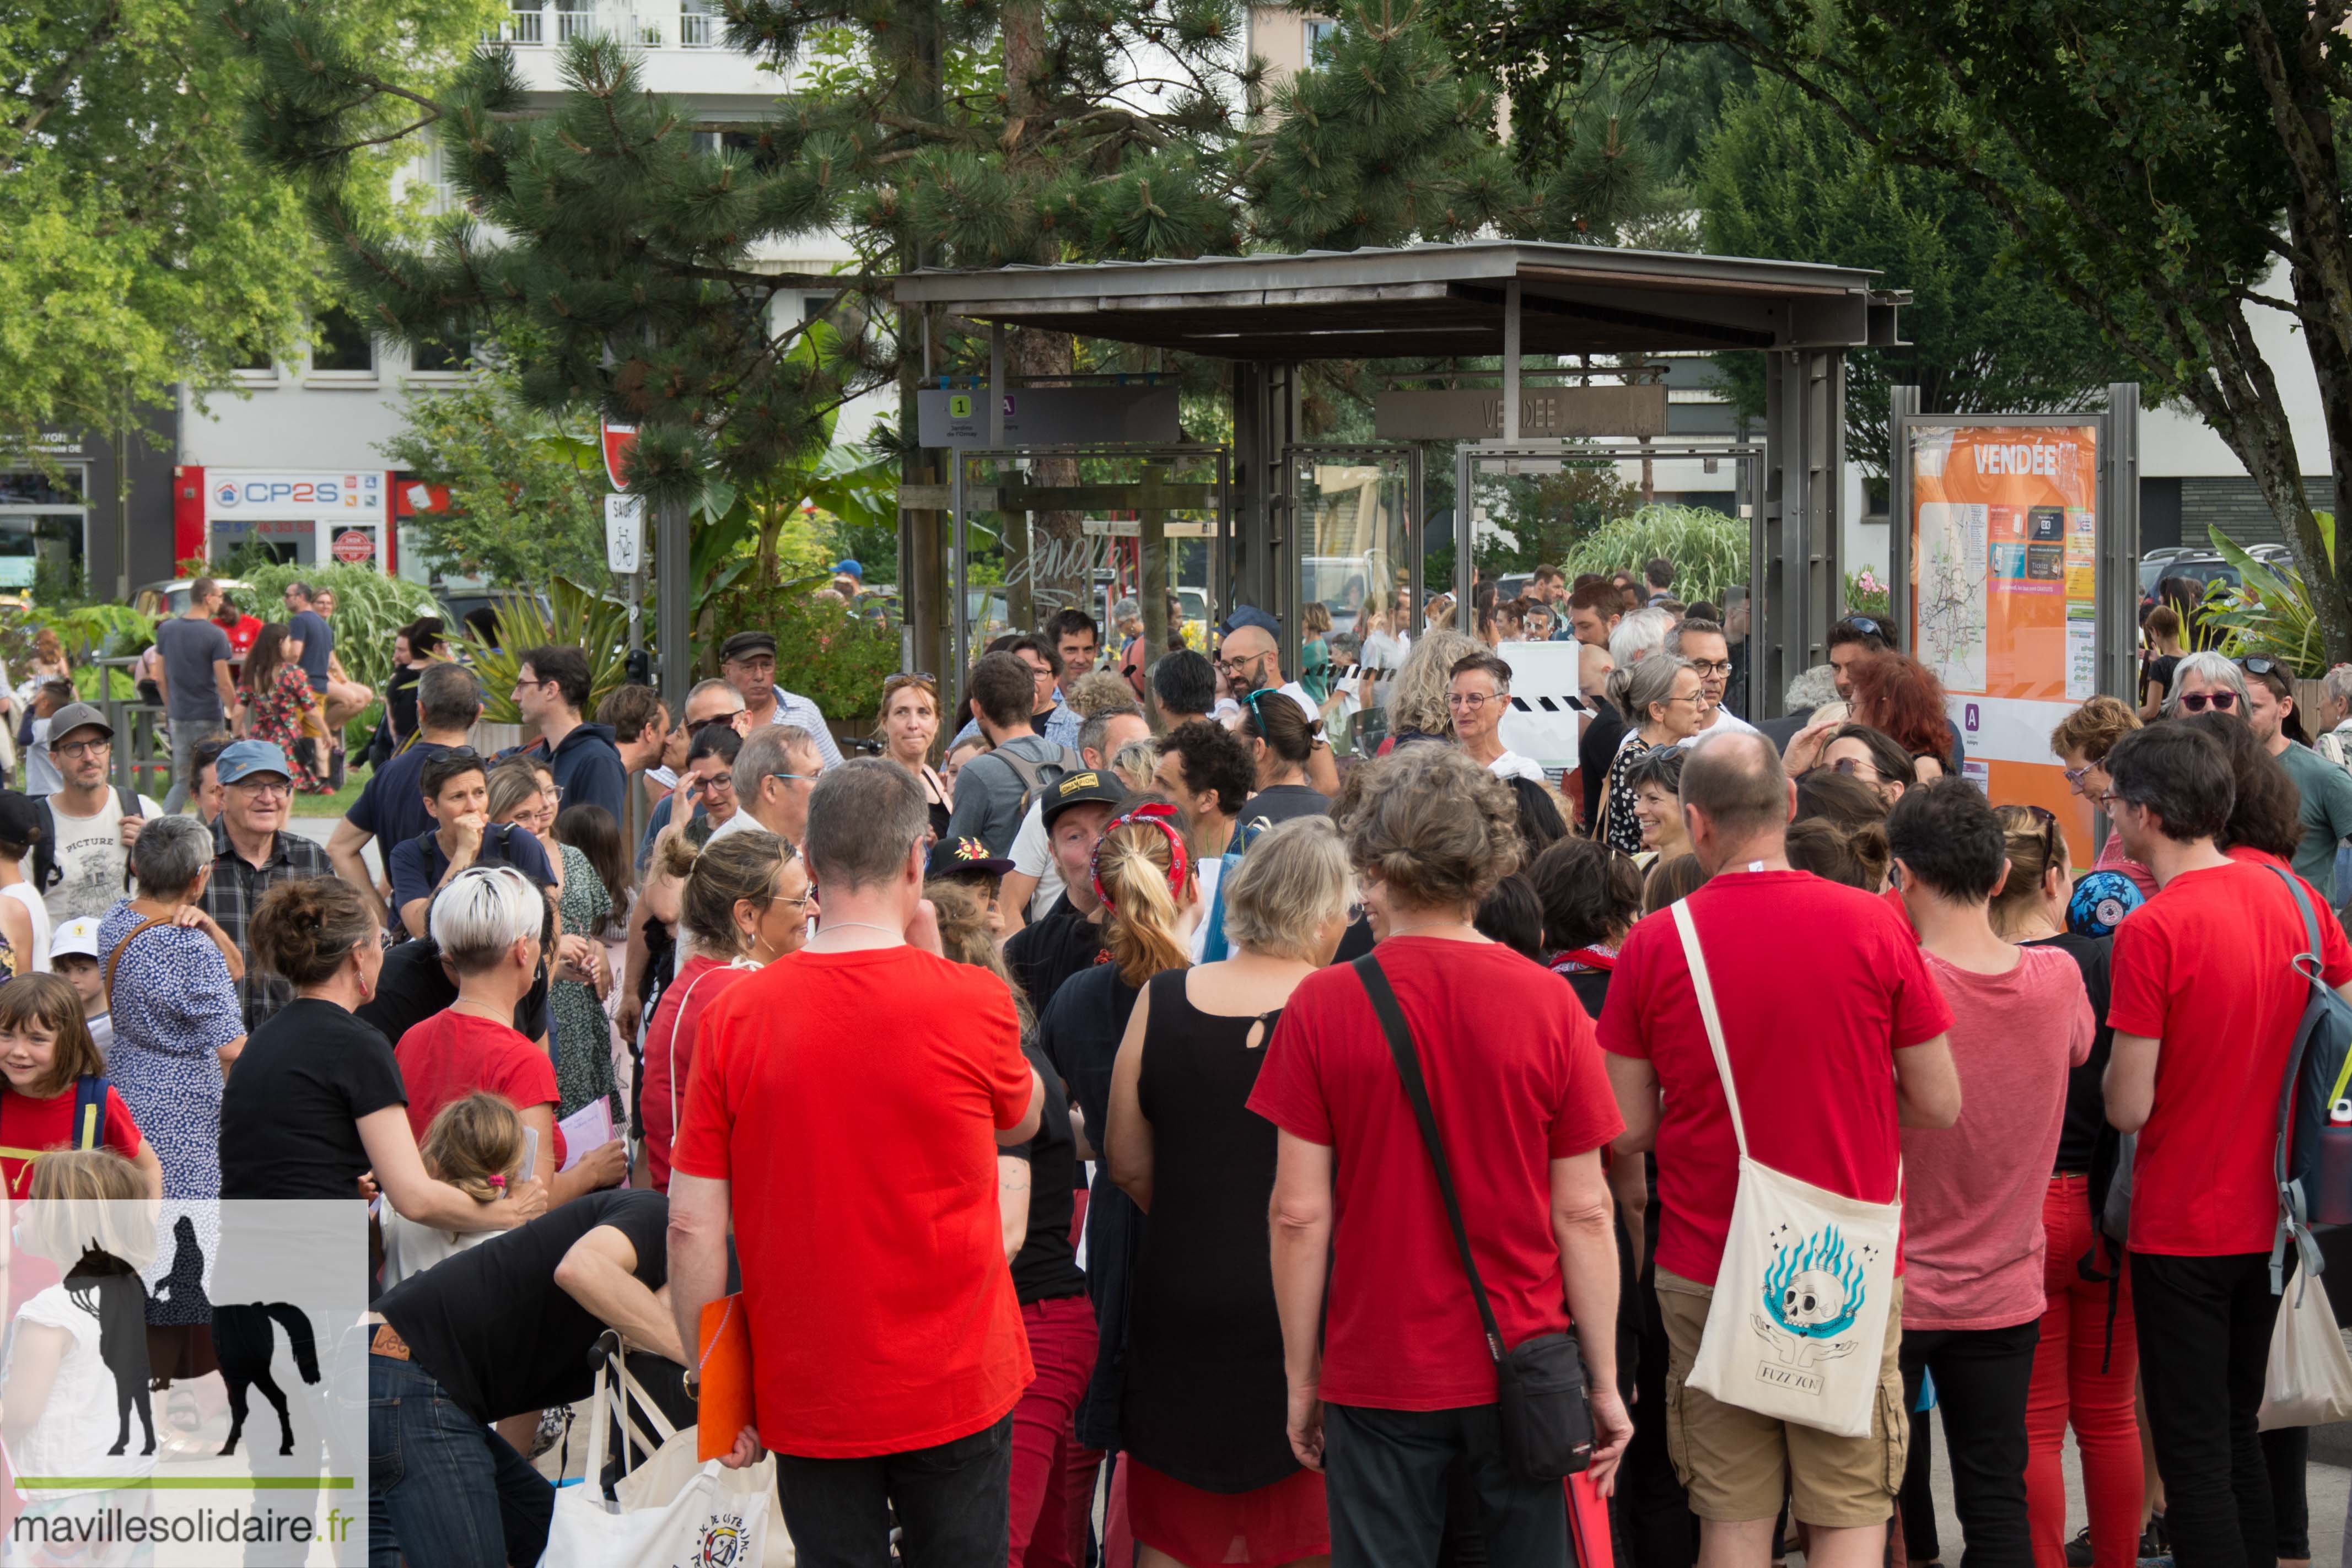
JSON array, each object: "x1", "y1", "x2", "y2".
[{"x1": 213, "y1": 478, "x2": 366, "y2": 508}]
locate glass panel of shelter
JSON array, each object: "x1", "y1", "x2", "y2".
[
  {"x1": 1455, "y1": 440, "x2": 1765, "y2": 721},
  {"x1": 1286, "y1": 445, "x2": 1419, "y2": 758},
  {"x1": 951, "y1": 447, "x2": 1230, "y2": 697}
]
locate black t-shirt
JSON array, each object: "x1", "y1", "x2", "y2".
[
  {"x1": 379, "y1": 1188, "x2": 670, "y2": 1422},
  {"x1": 1580, "y1": 707, "x2": 1628, "y2": 832},
  {"x1": 358, "y1": 933, "x2": 550, "y2": 1044},
  {"x1": 1007, "y1": 896, "x2": 1105, "y2": 1021},
  {"x1": 1009, "y1": 1041, "x2": 1085, "y2": 1305},
  {"x1": 2142, "y1": 653, "x2": 2181, "y2": 707},
  {"x1": 1237, "y1": 784, "x2": 1330, "y2": 837},
  {"x1": 2026, "y1": 931, "x2": 2115, "y2": 1175},
  {"x1": 219, "y1": 999, "x2": 406, "y2": 1200}
]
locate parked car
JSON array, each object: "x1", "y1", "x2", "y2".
[{"x1": 132, "y1": 578, "x2": 252, "y2": 620}]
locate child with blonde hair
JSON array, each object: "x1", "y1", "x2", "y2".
[{"x1": 379, "y1": 1092, "x2": 528, "y2": 1288}]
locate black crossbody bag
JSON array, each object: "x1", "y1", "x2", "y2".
[{"x1": 1354, "y1": 954, "x2": 1594, "y2": 1480}]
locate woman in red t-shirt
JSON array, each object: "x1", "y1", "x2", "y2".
[
  {"x1": 0, "y1": 974, "x2": 157, "y2": 1199},
  {"x1": 640, "y1": 829, "x2": 808, "y2": 1191}
]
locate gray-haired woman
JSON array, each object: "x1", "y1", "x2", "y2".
[
  {"x1": 2163, "y1": 649, "x2": 2253, "y2": 719},
  {"x1": 1599, "y1": 655, "x2": 1703, "y2": 854},
  {"x1": 97, "y1": 812, "x2": 249, "y2": 1379}
]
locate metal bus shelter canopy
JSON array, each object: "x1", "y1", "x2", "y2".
[{"x1": 893, "y1": 241, "x2": 1906, "y2": 712}]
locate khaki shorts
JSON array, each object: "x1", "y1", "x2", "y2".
[{"x1": 1656, "y1": 1270, "x2": 1908, "y2": 1529}]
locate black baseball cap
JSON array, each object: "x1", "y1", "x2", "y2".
[
  {"x1": 925, "y1": 836, "x2": 1015, "y2": 882},
  {"x1": 1040, "y1": 769, "x2": 1128, "y2": 829}
]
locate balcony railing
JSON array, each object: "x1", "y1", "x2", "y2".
[{"x1": 497, "y1": 3, "x2": 713, "y2": 46}]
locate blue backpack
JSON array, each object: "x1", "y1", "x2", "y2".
[{"x1": 2267, "y1": 865, "x2": 2352, "y2": 1294}]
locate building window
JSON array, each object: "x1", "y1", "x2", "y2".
[
  {"x1": 1304, "y1": 18, "x2": 1341, "y2": 62},
  {"x1": 680, "y1": 0, "x2": 714, "y2": 46},
  {"x1": 0, "y1": 469, "x2": 85, "y2": 508},
  {"x1": 555, "y1": 6, "x2": 596, "y2": 41},
  {"x1": 411, "y1": 338, "x2": 469, "y2": 374},
  {"x1": 309, "y1": 310, "x2": 376, "y2": 376},
  {"x1": 508, "y1": 0, "x2": 545, "y2": 41}
]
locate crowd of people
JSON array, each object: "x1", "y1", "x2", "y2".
[{"x1": 6, "y1": 558, "x2": 2352, "y2": 1568}]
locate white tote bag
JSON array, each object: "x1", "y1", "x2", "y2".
[
  {"x1": 539, "y1": 1346, "x2": 782, "y2": 1568},
  {"x1": 2258, "y1": 1270, "x2": 2352, "y2": 1430},
  {"x1": 1673, "y1": 901, "x2": 1902, "y2": 1439}
]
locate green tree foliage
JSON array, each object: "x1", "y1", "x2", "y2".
[
  {"x1": 0, "y1": 0, "x2": 493, "y2": 447},
  {"x1": 235, "y1": 28, "x2": 872, "y2": 508},
  {"x1": 1433, "y1": 0, "x2": 2352, "y2": 660},
  {"x1": 1694, "y1": 77, "x2": 2135, "y2": 476},
  {"x1": 378, "y1": 357, "x2": 608, "y2": 588}
]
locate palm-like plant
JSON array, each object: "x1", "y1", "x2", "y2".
[
  {"x1": 2198, "y1": 519, "x2": 2331, "y2": 678},
  {"x1": 458, "y1": 579, "x2": 634, "y2": 724}
]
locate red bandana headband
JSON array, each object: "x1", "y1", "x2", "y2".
[{"x1": 1090, "y1": 801, "x2": 1191, "y2": 912}]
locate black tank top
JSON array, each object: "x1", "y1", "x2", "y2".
[{"x1": 1121, "y1": 968, "x2": 1298, "y2": 1493}]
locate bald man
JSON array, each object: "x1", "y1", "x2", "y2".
[{"x1": 1214, "y1": 623, "x2": 1339, "y2": 794}]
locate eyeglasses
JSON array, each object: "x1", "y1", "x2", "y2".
[
  {"x1": 1687, "y1": 660, "x2": 1732, "y2": 678},
  {"x1": 1829, "y1": 757, "x2": 1881, "y2": 780},
  {"x1": 2180, "y1": 691, "x2": 2239, "y2": 712},
  {"x1": 229, "y1": 779, "x2": 290, "y2": 799},
  {"x1": 2062, "y1": 762, "x2": 2097, "y2": 785},
  {"x1": 53, "y1": 739, "x2": 109, "y2": 759},
  {"x1": 1217, "y1": 651, "x2": 1271, "y2": 676},
  {"x1": 771, "y1": 771, "x2": 820, "y2": 785},
  {"x1": 1446, "y1": 692, "x2": 1500, "y2": 710}
]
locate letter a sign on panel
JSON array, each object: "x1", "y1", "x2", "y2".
[{"x1": 601, "y1": 421, "x2": 639, "y2": 491}]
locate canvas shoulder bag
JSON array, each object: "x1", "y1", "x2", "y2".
[
  {"x1": 1671, "y1": 898, "x2": 1901, "y2": 1439},
  {"x1": 1353, "y1": 954, "x2": 1594, "y2": 1480}
]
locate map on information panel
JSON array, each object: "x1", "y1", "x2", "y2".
[{"x1": 1915, "y1": 500, "x2": 1988, "y2": 694}]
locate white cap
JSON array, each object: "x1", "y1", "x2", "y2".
[{"x1": 51, "y1": 917, "x2": 101, "y2": 962}]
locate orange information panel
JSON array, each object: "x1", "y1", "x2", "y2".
[{"x1": 1906, "y1": 424, "x2": 2101, "y2": 864}]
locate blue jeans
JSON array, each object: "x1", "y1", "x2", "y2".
[{"x1": 369, "y1": 1353, "x2": 552, "y2": 1568}]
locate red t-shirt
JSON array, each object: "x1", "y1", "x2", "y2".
[
  {"x1": 1600, "y1": 870, "x2": 1953, "y2": 1287},
  {"x1": 217, "y1": 612, "x2": 262, "y2": 659},
  {"x1": 671, "y1": 945, "x2": 1036, "y2": 1458},
  {"x1": 639, "y1": 956, "x2": 755, "y2": 1193},
  {"x1": 2107, "y1": 853, "x2": 2352, "y2": 1256},
  {"x1": 1245, "y1": 939, "x2": 1624, "y2": 1411},
  {"x1": 395, "y1": 1010, "x2": 565, "y2": 1168},
  {"x1": 0, "y1": 1084, "x2": 142, "y2": 1197},
  {"x1": 1903, "y1": 947, "x2": 2093, "y2": 1329}
]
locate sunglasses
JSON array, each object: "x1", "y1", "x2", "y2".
[
  {"x1": 2240, "y1": 657, "x2": 2280, "y2": 675},
  {"x1": 888, "y1": 671, "x2": 938, "y2": 686},
  {"x1": 1843, "y1": 616, "x2": 1884, "y2": 638},
  {"x1": 2180, "y1": 691, "x2": 2238, "y2": 712}
]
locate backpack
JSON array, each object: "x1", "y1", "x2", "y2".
[
  {"x1": 2267, "y1": 864, "x2": 2352, "y2": 1294},
  {"x1": 31, "y1": 785, "x2": 146, "y2": 895},
  {"x1": 0, "y1": 1073, "x2": 111, "y2": 1195},
  {"x1": 995, "y1": 741, "x2": 1083, "y2": 821}
]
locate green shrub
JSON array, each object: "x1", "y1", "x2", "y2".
[
  {"x1": 225, "y1": 563, "x2": 442, "y2": 698},
  {"x1": 707, "y1": 577, "x2": 898, "y2": 722},
  {"x1": 1563, "y1": 505, "x2": 1750, "y2": 607}
]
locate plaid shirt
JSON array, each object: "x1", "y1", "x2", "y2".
[
  {"x1": 198, "y1": 817, "x2": 336, "y2": 1032},
  {"x1": 765, "y1": 685, "x2": 843, "y2": 768}
]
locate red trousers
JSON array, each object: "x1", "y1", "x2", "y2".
[
  {"x1": 1010, "y1": 1294, "x2": 1102, "y2": 1568},
  {"x1": 2026, "y1": 1174, "x2": 2143, "y2": 1568}
]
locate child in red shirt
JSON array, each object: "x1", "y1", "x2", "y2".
[{"x1": 0, "y1": 974, "x2": 157, "y2": 1199}]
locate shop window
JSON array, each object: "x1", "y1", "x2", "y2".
[
  {"x1": 0, "y1": 469, "x2": 85, "y2": 508},
  {"x1": 0, "y1": 515, "x2": 87, "y2": 595}
]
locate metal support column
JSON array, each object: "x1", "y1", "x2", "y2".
[
  {"x1": 1231, "y1": 361, "x2": 1297, "y2": 660},
  {"x1": 657, "y1": 494, "x2": 692, "y2": 704},
  {"x1": 1757, "y1": 348, "x2": 1845, "y2": 717},
  {"x1": 2099, "y1": 383, "x2": 2141, "y2": 704}
]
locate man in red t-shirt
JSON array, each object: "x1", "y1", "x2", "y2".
[
  {"x1": 396, "y1": 864, "x2": 625, "y2": 1205},
  {"x1": 1249, "y1": 745, "x2": 1629, "y2": 1567},
  {"x1": 668, "y1": 760, "x2": 1042, "y2": 1568},
  {"x1": 1600, "y1": 730, "x2": 1958, "y2": 1566},
  {"x1": 2100, "y1": 722, "x2": 2352, "y2": 1568}
]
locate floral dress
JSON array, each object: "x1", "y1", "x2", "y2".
[
  {"x1": 551, "y1": 842, "x2": 617, "y2": 1120},
  {"x1": 97, "y1": 901, "x2": 243, "y2": 1327},
  {"x1": 1602, "y1": 732, "x2": 1654, "y2": 854},
  {"x1": 244, "y1": 665, "x2": 325, "y2": 793}
]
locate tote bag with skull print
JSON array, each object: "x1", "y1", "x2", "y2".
[{"x1": 1671, "y1": 900, "x2": 1901, "y2": 1440}]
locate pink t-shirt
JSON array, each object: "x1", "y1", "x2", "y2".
[{"x1": 1901, "y1": 946, "x2": 2093, "y2": 1329}]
